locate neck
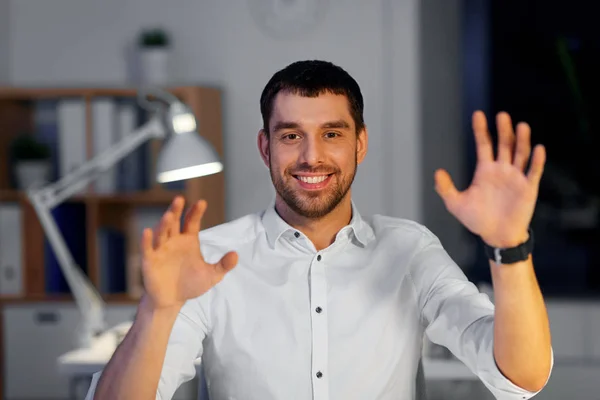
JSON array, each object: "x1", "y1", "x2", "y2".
[{"x1": 274, "y1": 195, "x2": 353, "y2": 251}]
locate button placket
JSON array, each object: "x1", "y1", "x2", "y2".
[{"x1": 310, "y1": 252, "x2": 329, "y2": 400}]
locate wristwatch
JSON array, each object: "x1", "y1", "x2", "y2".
[{"x1": 483, "y1": 229, "x2": 534, "y2": 265}]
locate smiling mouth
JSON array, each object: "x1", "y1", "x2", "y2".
[{"x1": 294, "y1": 174, "x2": 333, "y2": 184}]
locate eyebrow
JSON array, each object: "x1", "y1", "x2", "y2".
[
  {"x1": 321, "y1": 120, "x2": 351, "y2": 130},
  {"x1": 272, "y1": 119, "x2": 351, "y2": 132}
]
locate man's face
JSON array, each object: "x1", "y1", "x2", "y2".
[{"x1": 258, "y1": 92, "x2": 368, "y2": 219}]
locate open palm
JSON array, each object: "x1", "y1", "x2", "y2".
[
  {"x1": 141, "y1": 197, "x2": 238, "y2": 310},
  {"x1": 434, "y1": 111, "x2": 546, "y2": 248}
]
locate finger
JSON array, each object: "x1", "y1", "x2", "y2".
[
  {"x1": 527, "y1": 144, "x2": 546, "y2": 186},
  {"x1": 183, "y1": 200, "x2": 207, "y2": 234},
  {"x1": 167, "y1": 196, "x2": 185, "y2": 234},
  {"x1": 181, "y1": 200, "x2": 198, "y2": 230},
  {"x1": 155, "y1": 211, "x2": 173, "y2": 248},
  {"x1": 434, "y1": 169, "x2": 460, "y2": 210},
  {"x1": 214, "y1": 251, "x2": 239, "y2": 275},
  {"x1": 152, "y1": 221, "x2": 161, "y2": 249},
  {"x1": 513, "y1": 122, "x2": 531, "y2": 171},
  {"x1": 496, "y1": 112, "x2": 515, "y2": 163},
  {"x1": 141, "y1": 228, "x2": 154, "y2": 256},
  {"x1": 472, "y1": 111, "x2": 494, "y2": 163}
]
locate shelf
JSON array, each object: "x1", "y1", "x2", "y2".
[
  {"x1": 0, "y1": 190, "x2": 23, "y2": 202},
  {"x1": 83, "y1": 190, "x2": 182, "y2": 205},
  {"x1": 0, "y1": 189, "x2": 181, "y2": 205},
  {"x1": 0, "y1": 293, "x2": 141, "y2": 304}
]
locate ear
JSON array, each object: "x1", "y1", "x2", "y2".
[
  {"x1": 257, "y1": 129, "x2": 270, "y2": 168},
  {"x1": 356, "y1": 126, "x2": 368, "y2": 165}
]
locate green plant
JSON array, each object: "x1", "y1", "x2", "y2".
[
  {"x1": 10, "y1": 134, "x2": 50, "y2": 161},
  {"x1": 138, "y1": 28, "x2": 170, "y2": 48}
]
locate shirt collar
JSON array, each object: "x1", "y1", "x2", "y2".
[{"x1": 261, "y1": 197, "x2": 374, "y2": 249}]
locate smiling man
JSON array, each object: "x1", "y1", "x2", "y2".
[
  {"x1": 88, "y1": 60, "x2": 553, "y2": 400},
  {"x1": 261, "y1": 87, "x2": 367, "y2": 250}
]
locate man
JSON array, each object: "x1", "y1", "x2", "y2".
[{"x1": 88, "y1": 60, "x2": 553, "y2": 400}]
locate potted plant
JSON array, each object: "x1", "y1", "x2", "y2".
[
  {"x1": 137, "y1": 27, "x2": 171, "y2": 85},
  {"x1": 10, "y1": 134, "x2": 52, "y2": 189}
]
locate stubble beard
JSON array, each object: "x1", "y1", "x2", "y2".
[{"x1": 269, "y1": 156, "x2": 357, "y2": 219}]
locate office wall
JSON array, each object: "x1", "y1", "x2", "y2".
[
  {"x1": 420, "y1": 0, "x2": 473, "y2": 266},
  {"x1": 7, "y1": 0, "x2": 467, "y2": 260},
  {"x1": 0, "y1": 0, "x2": 9, "y2": 83}
]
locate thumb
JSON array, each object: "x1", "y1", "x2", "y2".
[
  {"x1": 215, "y1": 251, "x2": 239, "y2": 274},
  {"x1": 434, "y1": 169, "x2": 460, "y2": 208}
]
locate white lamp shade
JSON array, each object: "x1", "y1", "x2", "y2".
[{"x1": 156, "y1": 132, "x2": 223, "y2": 183}]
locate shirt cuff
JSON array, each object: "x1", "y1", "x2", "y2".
[{"x1": 483, "y1": 347, "x2": 554, "y2": 400}]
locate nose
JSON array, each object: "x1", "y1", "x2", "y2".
[{"x1": 299, "y1": 135, "x2": 325, "y2": 166}]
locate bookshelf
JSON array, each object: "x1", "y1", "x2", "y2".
[{"x1": 0, "y1": 85, "x2": 226, "y2": 304}]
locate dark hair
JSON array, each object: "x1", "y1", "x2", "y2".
[{"x1": 260, "y1": 60, "x2": 365, "y2": 136}]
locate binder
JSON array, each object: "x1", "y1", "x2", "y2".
[{"x1": 0, "y1": 203, "x2": 23, "y2": 295}]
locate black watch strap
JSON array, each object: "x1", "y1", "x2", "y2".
[{"x1": 483, "y1": 228, "x2": 534, "y2": 265}]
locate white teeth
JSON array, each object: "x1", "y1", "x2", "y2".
[{"x1": 298, "y1": 175, "x2": 328, "y2": 184}]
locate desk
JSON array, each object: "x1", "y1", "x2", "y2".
[{"x1": 58, "y1": 322, "x2": 479, "y2": 399}]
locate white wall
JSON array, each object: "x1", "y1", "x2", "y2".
[
  {"x1": 8, "y1": 0, "x2": 426, "y2": 225},
  {"x1": 0, "y1": 0, "x2": 9, "y2": 83}
]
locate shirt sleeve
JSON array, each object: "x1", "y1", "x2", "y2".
[
  {"x1": 408, "y1": 229, "x2": 553, "y2": 400},
  {"x1": 84, "y1": 297, "x2": 210, "y2": 400}
]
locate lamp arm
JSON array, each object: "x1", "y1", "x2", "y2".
[
  {"x1": 31, "y1": 116, "x2": 165, "y2": 208},
  {"x1": 28, "y1": 198, "x2": 104, "y2": 348},
  {"x1": 26, "y1": 115, "x2": 166, "y2": 348}
]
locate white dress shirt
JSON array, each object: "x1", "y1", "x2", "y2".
[{"x1": 86, "y1": 200, "x2": 552, "y2": 400}]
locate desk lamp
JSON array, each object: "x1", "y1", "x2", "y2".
[{"x1": 27, "y1": 88, "x2": 223, "y2": 348}]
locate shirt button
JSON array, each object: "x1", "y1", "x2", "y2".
[
  {"x1": 294, "y1": 231, "x2": 300, "y2": 238},
  {"x1": 316, "y1": 371, "x2": 323, "y2": 378},
  {"x1": 317, "y1": 255, "x2": 322, "y2": 261},
  {"x1": 315, "y1": 306, "x2": 322, "y2": 313}
]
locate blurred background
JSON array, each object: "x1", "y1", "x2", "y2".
[{"x1": 0, "y1": 0, "x2": 598, "y2": 399}]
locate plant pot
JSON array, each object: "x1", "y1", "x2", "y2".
[
  {"x1": 15, "y1": 160, "x2": 51, "y2": 189},
  {"x1": 139, "y1": 47, "x2": 170, "y2": 85}
]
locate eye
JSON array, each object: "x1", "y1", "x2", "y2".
[
  {"x1": 284, "y1": 133, "x2": 299, "y2": 140},
  {"x1": 325, "y1": 131, "x2": 339, "y2": 138}
]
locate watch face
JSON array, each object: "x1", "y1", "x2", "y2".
[{"x1": 248, "y1": 0, "x2": 328, "y2": 39}]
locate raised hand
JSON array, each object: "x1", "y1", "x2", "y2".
[
  {"x1": 434, "y1": 111, "x2": 546, "y2": 248},
  {"x1": 140, "y1": 196, "x2": 238, "y2": 310}
]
